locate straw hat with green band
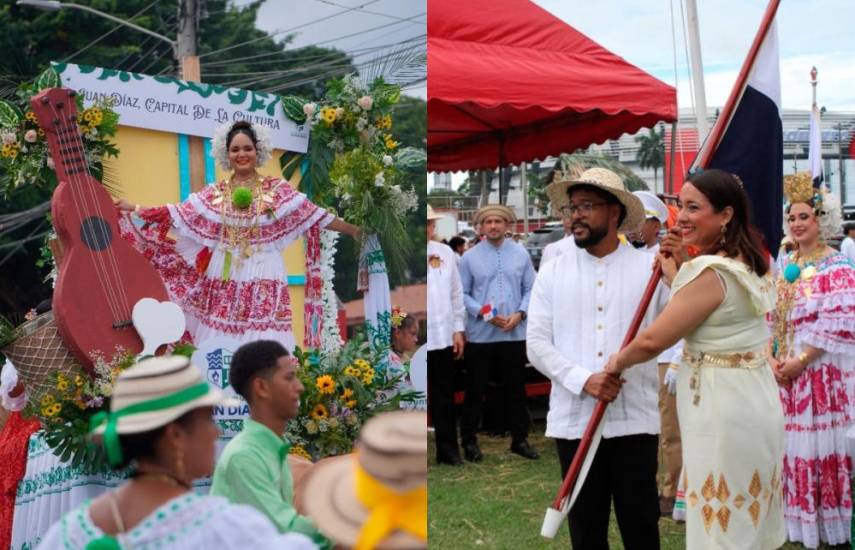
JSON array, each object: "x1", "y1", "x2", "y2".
[{"x1": 90, "y1": 356, "x2": 237, "y2": 467}]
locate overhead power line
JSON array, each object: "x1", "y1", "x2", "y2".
[{"x1": 198, "y1": 0, "x2": 384, "y2": 59}]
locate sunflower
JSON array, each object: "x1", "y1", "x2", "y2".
[
  {"x1": 315, "y1": 375, "x2": 335, "y2": 395},
  {"x1": 340, "y1": 387, "x2": 354, "y2": 400},
  {"x1": 345, "y1": 399, "x2": 357, "y2": 409},
  {"x1": 344, "y1": 366, "x2": 361, "y2": 377},
  {"x1": 320, "y1": 107, "x2": 337, "y2": 125},
  {"x1": 311, "y1": 403, "x2": 329, "y2": 420},
  {"x1": 42, "y1": 403, "x2": 62, "y2": 417},
  {"x1": 25, "y1": 111, "x2": 37, "y2": 123},
  {"x1": 74, "y1": 374, "x2": 84, "y2": 387},
  {"x1": 384, "y1": 134, "x2": 399, "y2": 150},
  {"x1": 353, "y1": 358, "x2": 371, "y2": 371},
  {"x1": 40, "y1": 394, "x2": 55, "y2": 407},
  {"x1": 56, "y1": 378, "x2": 70, "y2": 392},
  {"x1": 361, "y1": 368, "x2": 375, "y2": 385}
]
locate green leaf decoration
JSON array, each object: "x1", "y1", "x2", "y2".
[
  {"x1": 394, "y1": 147, "x2": 426, "y2": 170},
  {"x1": 281, "y1": 95, "x2": 308, "y2": 124},
  {"x1": 35, "y1": 67, "x2": 61, "y2": 91},
  {"x1": 279, "y1": 151, "x2": 304, "y2": 180},
  {"x1": 0, "y1": 100, "x2": 22, "y2": 127}
]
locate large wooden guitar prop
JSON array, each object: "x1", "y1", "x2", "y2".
[{"x1": 31, "y1": 88, "x2": 181, "y2": 370}]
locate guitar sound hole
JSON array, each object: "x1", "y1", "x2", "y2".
[{"x1": 80, "y1": 216, "x2": 113, "y2": 251}]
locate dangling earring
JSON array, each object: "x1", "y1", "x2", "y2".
[
  {"x1": 174, "y1": 445, "x2": 186, "y2": 482},
  {"x1": 720, "y1": 224, "x2": 727, "y2": 247}
]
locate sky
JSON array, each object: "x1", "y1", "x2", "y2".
[
  {"x1": 233, "y1": 0, "x2": 426, "y2": 99},
  {"x1": 533, "y1": 0, "x2": 855, "y2": 112}
]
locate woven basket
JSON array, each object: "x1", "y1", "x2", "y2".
[{"x1": 1, "y1": 311, "x2": 78, "y2": 411}]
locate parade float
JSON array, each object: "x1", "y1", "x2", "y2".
[{"x1": 0, "y1": 65, "x2": 424, "y2": 548}]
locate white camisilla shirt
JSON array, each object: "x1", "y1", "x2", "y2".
[
  {"x1": 540, "y1": 235, "x2": 575, "y2": 267},
  {"x1": 527, "y1": 242, "x2": 670, "y2": 440},
  {"x1": 427, "y1": 239, "x2": 466, "y2": 351}
]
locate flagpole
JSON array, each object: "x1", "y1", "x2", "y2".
[
  {"x1": 685, "y1": 0, "x2": 709, "y2": 144},
  {"x1": 695, "y1": 0, "x2": 781, "y2": 169}
]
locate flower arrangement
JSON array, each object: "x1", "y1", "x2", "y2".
[
  {"x1": 286, "y1": 334, "x2": 422, "y2": 461},
  {"x1": 0, "y1": 67, "x2": 119, "y2": 197},
  {"x1": 19, "y1": 345, "x2": 195, "y2": 470},
  {"x1": 280, "y1": 75, "x2": 422, "y2": 276},
  {"x1": 22, "y1": 347, "x2": 135, "y2": 470}
]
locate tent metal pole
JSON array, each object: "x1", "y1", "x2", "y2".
[{"x1": 521, "y1": 162, "x2": 529, "y2": 235}]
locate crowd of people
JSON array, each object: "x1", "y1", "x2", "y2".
[{"x1": 427, "y1": 167, "x2": 855, "y2": 549}]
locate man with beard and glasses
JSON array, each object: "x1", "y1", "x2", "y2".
[
  {"x1": 458, "y1": 204, "x2": 539, "y2": 462},
  {"x1": 527, "y1": 168, "x2": 671, "y2": 549}
]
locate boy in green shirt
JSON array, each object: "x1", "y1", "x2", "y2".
[{"x1": 211, "y1": 340, "x2": 330, "y2": 549}]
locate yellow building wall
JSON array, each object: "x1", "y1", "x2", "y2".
[{"x1": 110, "y1": 126, "x2": 308, "y2": 345}]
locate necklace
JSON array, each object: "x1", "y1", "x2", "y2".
[
  {"x1": 135, "y1": 471, "x2": 191, "y2": 490},
  {"x1": 210, "y1": 175, "x2": 278, "y2": 279},
  {"x1": 773, "y1": 247, "x2": 826, "y2": 358}
]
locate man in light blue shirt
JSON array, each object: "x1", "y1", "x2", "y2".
[{"x1": 458, "y1": 204, "x2": 538, "y2": 462}]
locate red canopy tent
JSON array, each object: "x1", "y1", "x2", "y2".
[{"x1": 428, "y1": 0, "x2": 678, "y2": 173}]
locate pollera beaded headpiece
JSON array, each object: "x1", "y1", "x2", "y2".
[
  {"x1": 210, "y1": 121, "x2": 273, "y2": 171},
  {"x1": 783, "y1": 172, "x2": 819, "y2": 209}
]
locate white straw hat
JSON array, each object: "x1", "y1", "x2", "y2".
[
  {"x1": 90, "y1": 355, "x2": 236, "y2": 466},
  {"x1": 545, "y1": 167, "x2": 644, "y2": 232}
]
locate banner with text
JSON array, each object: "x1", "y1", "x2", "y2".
[{"x1": 54, "y1": 62, "x2": 309, "y2": 153}]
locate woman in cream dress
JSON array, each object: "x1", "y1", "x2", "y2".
[{"x1": 606, "y1": 169, "x2": 785, "y2": 549}]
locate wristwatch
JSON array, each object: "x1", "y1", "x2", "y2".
[{"x1": 518, "y1": 310, "x2": 527, "y2": 320}]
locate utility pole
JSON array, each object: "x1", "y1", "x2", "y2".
[{"x1": 177, "y1": 0, "x2": 206, "y2": 192}]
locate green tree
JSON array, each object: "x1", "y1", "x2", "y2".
[{"x1": 635, "y1": 126, "x2": 665, "y2": 190}]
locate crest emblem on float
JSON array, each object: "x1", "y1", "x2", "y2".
[{"x1": 206, "y1": 348, "x2": 232, "y2": 390}]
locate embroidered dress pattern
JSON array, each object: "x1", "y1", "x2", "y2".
[
  {"x1": 118, "y1": 177, "x2": 334, "y2": 350},
  {"x1": 771, "y1": 253, "x2": 855, "y2": 548},
  {"x1": 671, "y1": 256, "x2": 785, "y2": 549}
]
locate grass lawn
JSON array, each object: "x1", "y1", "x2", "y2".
[{"x1": 428, "y1": 423, "x2": 846, "y2": 549}]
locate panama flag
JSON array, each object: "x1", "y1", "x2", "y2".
[
  {"x1": 693, "y1": 0, "x2": 783, "y2": 254},
  {"x1": 808, "y1": 102, "x2": 823, "y2": 185}
]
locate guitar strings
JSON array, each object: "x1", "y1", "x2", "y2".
[
  {"x1": 46, "y1": 99, "x2": 125, "y2": 325},
  {"x1": 63, "y1": 99, "x2": 134, "y2": 322}
]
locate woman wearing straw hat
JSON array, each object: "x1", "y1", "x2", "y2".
[
  {"x1": 302, "y1": 410, "x2": 427, "y2": 549},
  {"x1": 37, "y1": 355, "x2": 317, "y2": 549}
]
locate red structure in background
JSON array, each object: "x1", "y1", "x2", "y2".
[
  {"x1": 663, "y1": 126, "x2": 700, "y2": 195},
  {"x1": 428, "y1": 0, "x2": 677, "y2": 174}
]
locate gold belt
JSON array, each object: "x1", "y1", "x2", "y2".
[{"x1": 681, "y1": 349, "x2": 767, "y2": 405}]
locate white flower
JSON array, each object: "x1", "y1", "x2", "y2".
[
  {"x1": 374, "y1": 172, "x2": 385, "y2": 187},
  {"x1": 357, "y1": 95, "x2": 373, "y2": 111},
  {"x1": 303, "y1": 102, "x2": 317, "y2": 116},
  {"x1": 1, "y1": 132, "x2": 16, "y2": 145},
  {"x1": 334, "y1": 107, "x2": 345, "y2": 119},
  {"x1": 383, "y1": 155, "x2": 393, "y2": 166},
  {"x1": 342, "y1": 192, "x2": 351, "y2": 202},
  {"x1": 356, "y1": 117, "x2": 367, "y2": 130},
  {"x1": 24, "y1": 129, "x2": 37, "y2": 143},
  {"x1": 46, "y1": 157, "x2": 55, "y2": 170}
]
